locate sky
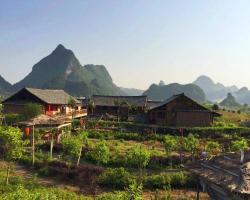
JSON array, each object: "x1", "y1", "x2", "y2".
[{"x1": 1, "y1": 0, "x2": 250, "y2": 90}]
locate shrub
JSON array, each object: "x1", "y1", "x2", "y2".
[
  {"x1": 5, "y1": 113, "x2": 24, "y2": 125},
  {"x1": 126, "y1": 145, "x2": 150, "y2": 169},
  {"x1": 143, "y1": 174, "x2": 171, "y2": 189},
  {"x1": 169, "y1": 172, "x2": 188, "y2": 188},
  {"x1": 231, "y1": 138, "x2": 248, "y2": 152},
  {"x1": 98, "y1": 192, "x2": 126, "y2": 200},
  {"x1": 143, "y1": 172, "x2": 193, "y2": 190},
  {"x1": 22, "y1": 103, "x2": 42, "y2": 120},
  {"x1": 87, "y1": 140, "x2": 110, "y2": 165},
  {"x1": 98, "y1": 168, "x2": 134, "y2": 189}
]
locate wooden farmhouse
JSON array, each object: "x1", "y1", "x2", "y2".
[
  {"x1": 148, "y1": 93, "x2": 220, "y2": 127},
  {"x1": 188, "y1": 150, "x2": 250, "y2": 200},
  {"x1": 2, "y1": 87, "x2": 86, "y2": 118},
  {"x1": 90, "y1": 95, "x2": 148, "y2": 120}
]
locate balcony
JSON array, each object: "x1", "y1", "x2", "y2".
[{"x1": 65, "y1": 109, "x2": 87, "y2": 118}]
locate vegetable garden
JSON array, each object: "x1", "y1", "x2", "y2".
[{"x1": 1, "y1": 118, "x2": 250, "y2": 199}]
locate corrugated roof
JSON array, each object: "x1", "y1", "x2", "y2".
[
  {"x1": 187, "y1": 150, "x2": 250, "y2": 195},
  {"x1": 92, "y1": 95, "x2": 147, "y2": 107},
  {"x1": 147, "y1": 100, "x2": 163, "y2": 109},
  {"x1": 149, "y1": 94, "x2": 183, "y2": 110},
  {"x1": 4, "y1": 88, "x2": 79, "y2": 105}
]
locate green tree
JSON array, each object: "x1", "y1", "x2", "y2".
[
  {"x1": 212, "y1": 104, "x2": 219, "y2": 111},
  {"x1": 231, "y1": 138, "x2": 248, "y2": 152},
  {"x1": 163, "y1": 135, "x2": 177, "y2": 166},
  {"x1": 61, "y1": 131, "x2": 88, "y2": 167},
  {"x1": 126, "y1": 145, "x2": 150, "y2": 182},
  {"x1": 126, "y1": 145, "x2": 150, "y2": 169},
  {"x1": 0, "y1": 126, "x2": 26, "y2": 184},
  {"x1": 22, "y1": 103, "x2": 42, "y2": 120},
  {"x1": 90, "y1": 140, "x2": 110, "y2": 165},
  {"x1": 184, "y1": 134, "x2": 198, "y2": 159}
]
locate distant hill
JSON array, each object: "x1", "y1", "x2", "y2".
[
  {"x1": 143, "y1": 83, "x2": 206, "y2": 102},
  {"x1": 119, "y1": 87, "x2": 144, "y2": 96},
  {"x1": 193, "y1": 75, "x2": 250, "y2": 105},
  {"x1": 0, "y1": 75, "x2": 13, "y2": 97},
  {"x1": 193, "y1": 75, "x2": 238, "y2": 102},
  {"x1": 220, "y1": 93, "x2": 241, "y2": 107},
  {"x1": 13, "y1": 44, "x2": 124, "y2": 97},
  {"x1": 234, "y1": 87, "x2": 250, "y2": 105}
]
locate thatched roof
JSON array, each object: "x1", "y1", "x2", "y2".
[
  {"x1": 4, "y1": 87, "x2": 80, "y2": 105},
  {"x1": 187, "y1": 150, "x2": 250, "y2": 195},
  {"x1": 18, "y1": 114, "x2": 70, "y2": 126},
  {"x1": 92, "y1": 95, "x2": 147, "y2": 107}
]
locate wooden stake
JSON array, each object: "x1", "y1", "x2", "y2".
[{"x1": 32, "y1": 125, "x2": 35, "y2": 168}]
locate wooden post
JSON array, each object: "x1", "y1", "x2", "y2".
[
  {"x1": 77, "y1": 145, "x2": 83, "y2": 167},
  {"x1": 32, "y1": 125, "x2": 35, "y2": 168},
  {"x1": 50, "y1": 132, "x2": 53, "y2": 160},
  {"x1": 5, "y1": 165, "x2": 10, "y2": 185},
  {"x1": 196, "y1": 179, "x2": 200, "y2": 200}
]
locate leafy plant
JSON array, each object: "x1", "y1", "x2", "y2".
[
  {"x1": 183, "y1": 134, "x2": 198, "y2": 158},
  {"x1": 61, "y1": 131, "x2": 88, "y2": 167},
  {"x1": 0, "y1": 126, "x2": 26, "y2": 184},
  {"x1": 205, "y1": 141, "x2": 220, "y2": 157},
  {"x1": 98, "y1": 167, "x2": 133, "y2": 189},
  {"x1": 231, "y1": 138, "x2": 248, "y2": 152},
  {"x1": 88, "y1": 140, "x2": 110, "y2": 165}
]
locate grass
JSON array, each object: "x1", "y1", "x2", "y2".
[{"x1": 218, "y1": 110, "x2": 250, "y2": 125}]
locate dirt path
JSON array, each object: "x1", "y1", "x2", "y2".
[{"x1": 1, "y1": 161, "x2": 81, "y2": 193}]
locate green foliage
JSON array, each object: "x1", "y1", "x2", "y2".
[
  {"x1": 5, "y1": 113, "x2": 24, "y2": 125},
  {"x1": 0, "y1": 181, "x2": 90, "y2": 200},
  {"x1": 98, "y1": 192, "x2": 126, "y2": 200},
  {"x1": 163, "y1": 135, "x2": 177, "y2": 157},
  {"x1": 126, "y1": 145, "x2": 150, "y2": 169},
  {"x1": 22, "y1": 103, "x2": 42, "y2": 120},
  {"x1": 212, "y1": 104, "x2": 219, "y2": 111},
  {"x1": 124, "y1": 181, "x2": 143, "y2": 200},
  {"x1": 61, "y1": 131, "x2": 88, "y2": 163},
  {"x1": 183, "y1": 134, "x2": 198, "y2": 155},
  {"x1": 0, "y1": 126, "x2": 26, "y2": 161},
  {"x1": 150, "y1": 190, "x2": 172, "y2": 200},
  {"x1": 205, "y1": 141, "x2": 220, "y2": 156},
  {"x1": 88, "y1": 140, "x2": 110, "y2": 165},
  {"x1": 142, "y1": 172, "x2": 189, "y2": 190},
  {"x1": 231, "y1": 138, "x2": 248, "y2": 152},
  {"x1": 143, "y1": 174, "x2": 171, "y2": 190},
  {"x1": 98, "y1": 167, "x2": 133, "y2": 189}
]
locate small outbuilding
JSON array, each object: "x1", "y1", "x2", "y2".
[{"x1": 148, "y1": 93, "x2": 220, "y2": 127}]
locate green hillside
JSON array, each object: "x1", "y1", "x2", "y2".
[
  {"x1": 13, "y1": 44, "x2": 124, "y2": 97},
  {"x1": 143, "y1": 83, "x2": 206, "y2": 102}
]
